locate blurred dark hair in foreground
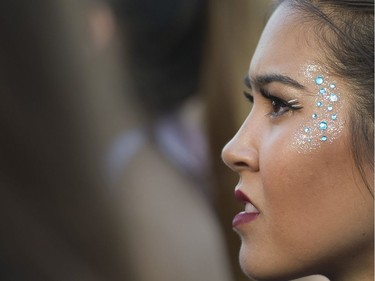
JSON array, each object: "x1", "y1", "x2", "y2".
[{"x1": 109, "y1": 0, "x2": 207, "y2": 115}]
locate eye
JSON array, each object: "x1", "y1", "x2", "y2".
[
  {"x1": 269, "y1": 96, "x2": 291, "y2": 117},
  {"x1": 260, "y1": 88, "x2": 303, "y2": 118},
  {"x1": 243, "y1": 89, "x2": 303, "y2": 118}
]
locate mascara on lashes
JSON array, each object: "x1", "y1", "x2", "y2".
[{"x1": 243, "y1": 88, "x2": 303, "y2": 111}]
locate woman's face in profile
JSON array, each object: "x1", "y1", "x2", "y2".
[{"x1": 222, "y1": 3, "x2": 374, "y2": 281}]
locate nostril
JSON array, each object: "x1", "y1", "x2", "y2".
[
  {"x1": 234, "y1": 161, "x2": 249, "y2": 168},
  {"x1": 222, "y1": 145, "x2": 259, "y2": 172}
]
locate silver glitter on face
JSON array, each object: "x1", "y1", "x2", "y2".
[{"x1": 293, "y1": 64, "x2": 344, "y2": 153}]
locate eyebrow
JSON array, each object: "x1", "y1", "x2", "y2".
[{"x1": 244, "y1": 73, "x2": 306, "y2": 90}]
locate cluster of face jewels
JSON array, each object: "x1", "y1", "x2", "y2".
[{"x1": 304, "y1": 75, "x2": 339, "y2": 143}]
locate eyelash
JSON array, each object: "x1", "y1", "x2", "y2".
[{"x1": 243, "y1": 90, "x2": 303, "y2": 118}]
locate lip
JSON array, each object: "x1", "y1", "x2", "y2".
[{"x1": 232, "y1": 189, "x2": 260, "y2": 228}]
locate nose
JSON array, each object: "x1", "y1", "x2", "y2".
[{"x1": 221, "y1": 121, "x2": 260, "y2": 173}]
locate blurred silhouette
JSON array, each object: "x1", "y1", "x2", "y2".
[
  {"x1": 0, "y1": 1, "x2": 130, "y2": 280},
  {"x1": 105, "y1": 0, "x2": 235, "y2": 280}
]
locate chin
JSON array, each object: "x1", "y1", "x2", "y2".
[
  {"x1": 238, "y1": 244, "x2": 273, "y2": 281},
  {"x1": 238, "y1": 245, "x2": 307, "y2": 281}
]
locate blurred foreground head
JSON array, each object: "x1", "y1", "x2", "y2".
[
  {"x1": 108, "y1": 0, "x2": 208, "y2": 115},
  {"x1": 0, "y1": 1, "x2": 130, "y2": 280}
]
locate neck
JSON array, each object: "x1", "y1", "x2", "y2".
[{"x1": 327, "y1": 246, "x2": 374, "y2": 281}]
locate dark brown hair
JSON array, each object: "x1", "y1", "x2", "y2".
[{"x1": 277, "y1": 0, "x2": 374, "y2": 194}]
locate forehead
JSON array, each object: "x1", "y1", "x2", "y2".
[{"x1": 249, "y1": 4, "x2": 322, "y2": 78}]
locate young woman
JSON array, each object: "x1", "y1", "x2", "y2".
[{"x1": 222, "y1": 1, "x2": 374, "y2": 281}]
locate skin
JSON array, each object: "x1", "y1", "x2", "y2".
[{"x1": 221, "y1": 3, "x2": 374, "y2": 281}]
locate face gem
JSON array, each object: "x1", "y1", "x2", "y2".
[
  {"x1": 295, "y1": 66, "x2": 344, "y2": 153},
  {"x1": 319, "y1": 121, "x2": 328, "y2": 130},
  {"x1": 315, "y1": 76, "x2": 324, "y2": 85},
  {"x1": 329, "y1": 94, "x2": 338, "y2": 102}
]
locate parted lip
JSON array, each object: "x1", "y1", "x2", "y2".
[
  {"x1": 234, "y1": 189, "x2": 260, "y2": 212},
  {"x1": 233, "y1": 189, "x2": 260, "y2": 227},
  {"x1": 235, "y1": 189, "x2": 252, "y2": 204}
]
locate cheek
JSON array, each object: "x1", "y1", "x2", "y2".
[
  {"x1": 260, "y1": 127, "x2": 372, "y2": 260},
  {"x1": 261, "y1": 134, "x2": 330, "y2": 239},
  {"x1": 266, "y1": 124, "x2": 348, "y2": 209}
]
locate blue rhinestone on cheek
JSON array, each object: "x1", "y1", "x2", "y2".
[
  {"x1": 329, "y1": 94, "x2": 338, "y2": 102},
  {"x1": 315, "y1": 76, "x2": 324, "y2": 85},
  {"x1": 319, "y1": 121, "x2": 328, "y2": 130},
  {"x1": 300, "y1": 77, "x2": 341, "y2": 148}
]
